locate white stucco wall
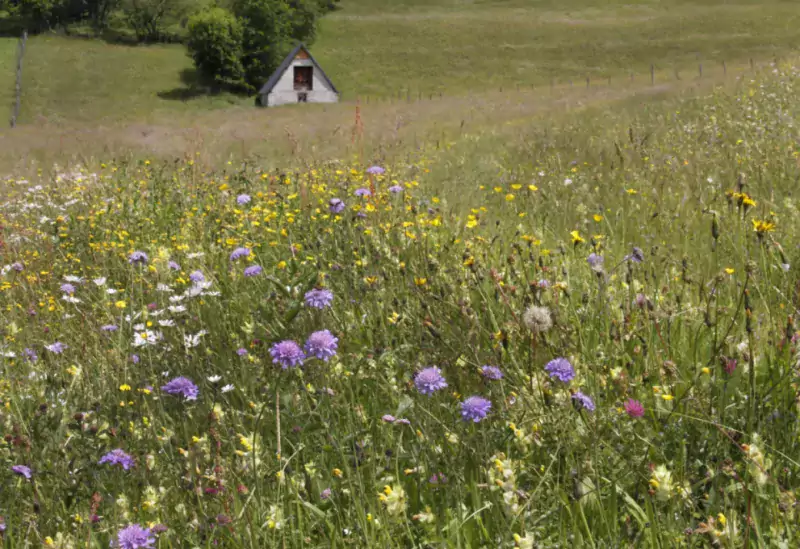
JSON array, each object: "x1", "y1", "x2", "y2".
[{"x1": 262, "y1": 58, "x2": 339, "y2": 107}]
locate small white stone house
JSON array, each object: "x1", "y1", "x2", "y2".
[{"x1": 257, "y1": 44, "x2": 339, "y2": 107}]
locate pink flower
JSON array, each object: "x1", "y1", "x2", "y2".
[{"x1": 624, "y1": 399, "x2": 645, "y2": 418}]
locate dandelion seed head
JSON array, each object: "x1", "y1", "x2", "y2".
[{"x1": 522, "y1": 305, "x2": 553, "y2": 333}]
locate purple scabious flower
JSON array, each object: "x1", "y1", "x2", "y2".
[
  {"x1": 395, "y1": 418, "x2": 410, "y2": 425},
  {"x1": 131, "y1": 354, "x2": 140, "y2": 364},
  {"x1": 11, "y1": 465, "x2": 31, "y2": 479},
  {"x1": 168, "y1": 260, "x2": 181, "y2": 271},
  {"x1": 237, "y1": 194, "x2": 251, "y2": 205},
  {"x1": 11, "y1": 262, "x2": 24, "y2": 272},
  {"x1": 101, "y1": 324, "x2": 119, "y2": 332},
  {"x1": 304, "y1": 330, "x2": 338, "y2": 361},
  {"x1": 624, "y1": 399, "x2": 644, "y2": 418},
  {"x1": 114, "y1": 524, "x2": 155, "y2": 549},
  {"x1": 236, "y1": 348, "x2": 248, "y2": 356},
  {"x1": 243, "y1": 265, "x2": 263, "y2": 277},
  {"x1": 587, "y1": 253, "x2": 604, "y2": 272},
  {"x1": 460, "y1": 396, "x2": 491, "y2": 422},
  {"x1": 304, "y1": 288, "x2": 333, "y2": 309},
  {"x1": 366, "y1": 165, "x2": 385, "y2": 175},
  {"x1": 24, "y1": 348, "x2": 38, "y2": 362},
  {"x1": 189, "y1": 270, "x2": 205, "y2": 283},
  {"x1": 480, "y1": 365, "x2": 504, "y2": 380},
  {"x1": 320, "y1": 488, "x2": 332, "y2": 500},
  {"x1": 60, "y1": 283, "x2": 76, "y2": 294},
  {"x1": 229, "y1": 247, "x2": 251, "y2": 261},
  {"x1": 381, "y1": 414, "x2": 396, "y2": 423},
  {"x1": 625, "y1": 246, "x2": 645, "y2": 263},
  {"x1": 414, "y1": 367, "x2": 448, "y2": 395},
  {"x1": 354, "y1": 188, "x2": 372, "y2": 197},
  {"x1": 45, "y1": 341, "x2": 67, "y2": 354},
  {"x1": 388, "y1": 185, "x2": 403, "y2": 193},
  {"x1": 161, "y1": 376, "x2": 199, "y2": 401},
  {"x1": 270, "y1": 340, "x2": 305, "y2": 369},
  {"x1": 329, "y1": 198, "x2": 345, "y2": 214},
  {"x1": 99, "y1": 449, "x2": 135, "y2": 470},
  {"x1": 545, "y1": 357, "x2": 575, "y2": 383},
  {"x1": 572, "y1": 391, "x2": 595, "y2": 412},
  {"x1": 128, "y1": 251, "x2": 149, "y2": 265}
]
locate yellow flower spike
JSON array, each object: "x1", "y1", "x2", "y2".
[
  {"x1": 119, "y1": 384, "x2": 131, "y2": 392},
  {"x1": 724, "y1": 268, "x2": 735, "y2": 275}
]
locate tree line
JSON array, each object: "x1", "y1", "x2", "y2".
[{"x1": 1, "y1": 0, "x2": 337, "y2": 92}]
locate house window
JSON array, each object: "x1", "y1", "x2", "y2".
[
  {"x1": 298, "y1": 93, "x2": 308, "y2": 103},
  {"x1": 294, "y1": 66, "x2": 313, "y2": 91}
]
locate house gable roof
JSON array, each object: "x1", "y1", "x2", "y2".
[{"x1": 258, "y1": 43, "x2": 339, "y2": 95}]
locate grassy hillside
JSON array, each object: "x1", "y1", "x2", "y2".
[
  {"x1": 1, "y1": 0, "x2": 799, "y2": 125},
  {"x1": 315, "y1": 0, "x2": 800, "y2": 95}
]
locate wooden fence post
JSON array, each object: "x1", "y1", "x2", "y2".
[
  {"x1": 10, "y1": 30, "x2": 27, "y2": 128},
  {"x1": 722, "y1": 60, "x2": 727, "y2": 76},
  {"x1": 698, "y1": 63, "x2": 703, "y2": 78},
  {"x1": 650, "y1": 64, "x2": 655, "y2": 86}
]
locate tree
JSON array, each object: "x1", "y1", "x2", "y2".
[
  {"x1": 186, "y1": 7, "x2": 245, "y2": 90},
  {"x1": 83, "y1": 0, "x2": 124, "y2": 30},
  {"x1": 123, "y1": 0, "x2": 173, "y2": 41},
  {"x1": 3, "y1": 0, "x2": 60, "y2": 31},
  {"x1": 231, "y1": 0, "x2": 318, "y2": 91}
]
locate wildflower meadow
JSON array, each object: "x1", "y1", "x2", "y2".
[{"x1": 2, "y1": 66, "x2": 800, "y2": 548}]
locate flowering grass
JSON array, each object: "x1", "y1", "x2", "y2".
[{"x1": 2, "y1": 65, "x2": 800, "y2": 547}]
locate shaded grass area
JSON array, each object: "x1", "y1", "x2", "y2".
[
  {"x1": 3, "y1": 36, "x2": 248, "y2": 124},
  {"x1": 0, "y1": 36, "x2": 17, "y2": 122}
]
